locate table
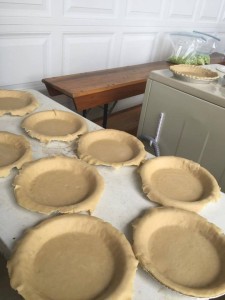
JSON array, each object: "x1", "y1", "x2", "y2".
[
  {"x1": 42, "y1": 53, "x2": 225, "y2": 128},
  {"x1": 1, "y1": 90, "x2": 225, "y2": 300}
]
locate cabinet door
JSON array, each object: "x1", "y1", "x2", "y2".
[{"x1": 138, "y1": 80, "x2": 225, "y2": 191}]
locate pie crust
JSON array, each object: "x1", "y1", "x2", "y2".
[
  {"x1": 138, "y1": 156, "x2": 221, "y2": 212},
  {"x1": 77, "y1": 129, "x2": 147, "y2": 168},
  {"x1": 7, "y1": 214, "x2": 138, "y2": 300},
  {"x1": 21, "y1": 110, "x2": 88, "y2": 143},
  {"x1": 132, "y1": 207, "x2": 225, "y2": 298},
  {"x1": 13, "y1": 156, "x2": 104, "y2": 214},
  {"x1": 170, "y1": 64, "x2": 219, "y2": 82},
  {"x1": 0, "y1": 131, "x2": 32, "y2": 177},
  {"x1": 0, "y1": 90, "x2": 39, "y2": 116}
]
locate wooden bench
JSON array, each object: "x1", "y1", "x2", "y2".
[{"x1": 42, "y1": 53, "x2": 225, "y2": 128}]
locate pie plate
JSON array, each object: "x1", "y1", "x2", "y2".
[
  {"x1": 132, "y1": 207, "x2": 225, "y2": 298},
  {"x1": 21, "y1": 110, "x2": 88, "y2": 142},
  {"x1": 0, "y1": 131, "x2": 32, "y2": 177},
  {"x1": 138, "y1": 156, "x2": 221, "y2": 212},
  {"x1": 169, "y1": 64, "x2": 219, "y2": 83},
  {"x1": 0, "y1": 90, "x2": 39, "y2": 116},
  {"x1": 7, "y1": 214, "x2": 138, "y2": 300},
  {"x1": 77, "y1": 129, "x2": 147, "y2": 168},
  {"x1": 13, "y1": 156, "x2": 104, "y2": 214}
]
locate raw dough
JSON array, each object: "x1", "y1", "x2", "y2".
[
  {"x1": 138, "y1": 156, "x2": 221, "y2": 212},
  {"x1": 170, "y1": 64, "x2": 219, "y2": 81},
  {"x1": 0, "y1": 131, "x2": 32, "y2": 177},
  {"x1": 7, "y1": 214, "x2": 138, "y2": 300},
  {"x1": 77, "y1": 129, "x2": 147, "y2": 168},
  {"x1": 133, "y1": 207, "x2": 225, "y2": 298},
  {"x1": 0, "y1": 90, "x2": 38, "y2": 116},
  {"x1": 21, "y1": 110, "x2": 88, "y2": 142},
  {"x1": 13, "y1": 156, "x2": 104, "y2": 214}
]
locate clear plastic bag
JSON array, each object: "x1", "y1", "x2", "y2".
[
  {"x1": 168, "y1": 32, "x2": 209, "y2": 65},
  {"x1": 193, "y1": 31, "x2": 220, "y2": 64}
]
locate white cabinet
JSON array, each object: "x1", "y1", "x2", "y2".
[{"x1": 138, "y1": 68, "x2": 225, "y2": 192}]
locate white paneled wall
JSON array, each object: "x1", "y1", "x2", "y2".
[
  {"x1": 62, "y1": 33, "x2": 115, "y2": 74},
  {"x1": 0, "y1": 33, "x2": 51, "y2": 86},
  {"x1": 1, "y1": 0, "x2": 225, "y2": 114}
]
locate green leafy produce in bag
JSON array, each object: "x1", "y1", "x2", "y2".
[{"x1": 168, "y1": 32, "x2": 211, "y2": 65}]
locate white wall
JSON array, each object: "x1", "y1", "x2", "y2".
[{"x1": 1, "y1": 0, "x2": 225, "y2": 115}]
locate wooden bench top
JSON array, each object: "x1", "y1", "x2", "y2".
[
  {"x1": 42, "y1": 61, "x2": 170, "y2": 111},
  {"x1": 42, "y1": 53, "x2": 225, "y2": 112}
]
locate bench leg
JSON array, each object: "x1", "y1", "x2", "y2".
[
  {"x1": 103, "y1": 104, "x2": 108, "y2": 128},
  {"x1": 82, "y1": 110, "x2": 87, "y2": 118},
  {"x1": 82, "y1": 106, "x2": 108, "y2": 128}
]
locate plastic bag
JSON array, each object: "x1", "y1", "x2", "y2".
[
  {"x1": 168, "y1": 32, "x2": 209, "y2": 65},
  {"x1": 193, "y1": 31, "x2": 220, "y2": 64}
]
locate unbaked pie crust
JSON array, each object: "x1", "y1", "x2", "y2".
[
  {"x1": 77, "y1": 129, "x2": 147, "y2": 168},
  {"x1": 13, "y1": 156, "x2": 104, "y2": 214},
  {"x1": 0, "y1": 131, "x2": 32, "y2": 177},
  {"x1": 170, "y1": 64, "x2": 219, "y2": 82},
  {"x1": 133, "y1": 207, "x2": 225, "y2": 298},
  {"x1": 21, "y1": 110, "x2": 88, "y2": 143},
  {"x1": 0, "y1": 90, "x2": 38, "y2": 116},
  {"x1": 138, "y1": 156, "x2": 221, "y2": 212},
  {"x1": 8, "y1": 214, "x2": 138, "y2": 300}
]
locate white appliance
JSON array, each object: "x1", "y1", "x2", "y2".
[{"x1": 138, "y1": 64, "x2": 225, "y2": 191}]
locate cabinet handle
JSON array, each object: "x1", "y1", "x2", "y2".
[
  {"x1": 155, "y1": 112, "x2": 165, "y2": 143},
  {"x1": 142, "y1": 112, "x2": 165, "y2": 157}
]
